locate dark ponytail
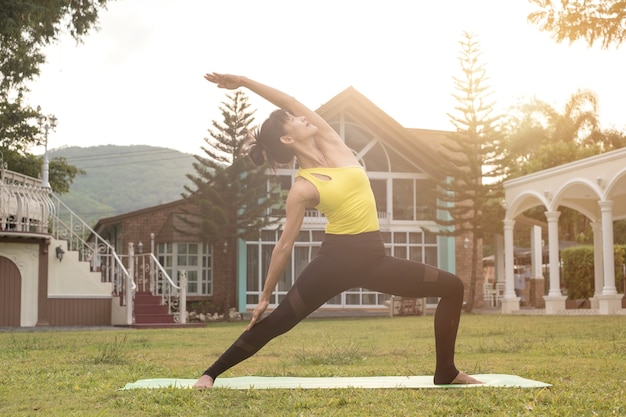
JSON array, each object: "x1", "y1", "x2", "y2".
[{"x1": 248, "y1": 138, "x2": 266, "y2": 166}]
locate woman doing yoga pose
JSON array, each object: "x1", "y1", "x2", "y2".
[{"x1": 194, "y1": 73, "x2": 481, "y2": 389}]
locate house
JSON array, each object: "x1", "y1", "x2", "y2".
[
  {"x1": 92, "y1": 87, "x2": 479, "y2": 315},
  {"x1": 0, "y1": 165, "x2": 192, "y2": 328},
  {"x1": 0, "y1": 87, "x2": 480, "y2": 328},
  {"x1": 0, "y1": 169, "x2": 113, "y2": 327}
]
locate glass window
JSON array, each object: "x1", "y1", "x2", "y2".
[
  {"x1": 344, "y1": 123, "x2": 371, "y2": 153},
  {"x1": 409, "y1": 247, "x2": 423, "y2": 262},
  {"x1": 246, "y1": 246, "x2": 259, "y2": 292},
  {"x1": 340, "y1": 123, "x2": 390, "y2": 172},
  {"x1": 186, "y1": 270, "x2": 198, "y2": 293},
  {"x1": 346, "y1": 293, "x2": 360, "y2": 305},
  {"x1": 424, "y1": 247, "x2": 438, "y2": 267},
  {"x1": 415, "y1": 180, "x2": 436, "y2": 220},
  {"x1": 387, "y1": 146, "x2": 420, "y2": 172},
  {"x1": 362, "y1": 293, "x2": 377, "y2": 305},
  {"x1": 270, "y1": 175, "x2": 291, "y2": 216},
  {"x1": 261, "y1": 245, "x2": 273, "y2": 279},
  {"x1": 394, "y1": 246, "x2": 407, "y2": 258},
  {"x1": 296, "y1": 230, "x2": 309, "y2": 242},
  {"x1": 156, "y1": 242, "x2": 212, "y2": 296},
  {"x1": 293, "y1": 247, "x2": 309, "y2": 279},
  {"x1": 394, "y1": 233, "x2": 407, "y2": 243},
  {"x1": 261, "y1": 230, "x2": 275, "y2": 241},
  {"x1": 312, "y1": 231, "x2": 325, "y2": 242},
  {"x1": 424, "y1": 231, "x2": 437, "y2": 244},
  {"x1": 361, "y1": 142, "x2": 389, "y2": 172},
  {"x1": 245, "y1": 226, "x2": 439, "y2": 309},
  {"x1": 409, "y1": 232, "x2": 422, "y2": 244},
  {"x1": 393, "y1": 179, "x2": 414, "y2": 220},
  {"x1": 370, "y1": 179, "x2": 387, "y2": 216},
  {"x1": 390, "y1": 231, "x2": 438, "y2": 272}
]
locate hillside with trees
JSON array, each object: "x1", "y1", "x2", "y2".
[{"x1": 50, "y1": 145, "x2": 196, "y2": 226}]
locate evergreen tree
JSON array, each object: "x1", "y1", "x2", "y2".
[
  {"x1": 182, "y1": 91, "x2": 282, "y2": 314},
  {"x1": 436, "y1": 32, "x2": 504, "y2": 312}
]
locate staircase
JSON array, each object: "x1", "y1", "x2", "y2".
[
  {"x1": 45, "y1": 191, "x2": 201, "y2": 329},
  {"x1": 1, "y1": 167, "x2": 203, "y2": 329},
  {"x1": 133, "y1": 292, "x2": 204, "y2": 329}
]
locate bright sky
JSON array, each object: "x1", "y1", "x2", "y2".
[{"x1": 28, "y1": 0, "x2": 626, "y2": 156}]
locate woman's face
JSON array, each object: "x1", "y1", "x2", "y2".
[{"x1": 283, "y1": 113, "x2": 318, "y2": 141}]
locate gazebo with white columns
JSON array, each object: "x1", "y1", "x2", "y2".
[{"x1": 501, "y1": 147, "x2": 626, "y2": 315}]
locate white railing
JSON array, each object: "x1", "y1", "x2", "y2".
[
  {"x1": 301, "y1": 209, "x2": 390, "y2": 227},
  {"x1": 49, "y1": 195, "x2": 185, "y2": 323},
  {"x1": 46, "y1": 192, "x2": 132, "y2": 291},
  {"x1": 124, "y1": 247, "x2": 187, "y2": 324},
  {"x1": 1, "y1": 167, "x2": 183, "y2": 324},
  {"x1": 302, "y1": 209, "x2": 327, "y2": 226},
  {"x1": 1, "y1": 168, "x2": 51, "y2": 233}
]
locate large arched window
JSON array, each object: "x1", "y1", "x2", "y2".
[{"x1": 245, "y1": 115, "x2": 443, "y2": 309}]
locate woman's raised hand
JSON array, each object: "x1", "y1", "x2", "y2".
[{"x1": 204, "y1": 72, "x2": 242, "y2": 90}]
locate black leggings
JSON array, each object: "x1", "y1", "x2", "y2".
[{"x1": 203, "y1": 231, "x2": 464, "y2": 384}]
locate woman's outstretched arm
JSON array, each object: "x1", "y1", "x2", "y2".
[{"x1": 204, "y1": 72, "x2": 338, "y2": 141}]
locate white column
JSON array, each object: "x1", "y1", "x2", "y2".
[
  {"x1": 599, "y1": 201, "x2": 617, "y2": 295},
  {"x1": 127, "y1": 242, "x2": 135, "y2": 325},
  {"x1": 179, "y1": 271, "x2": 187, "y2": 324},
  {"x1": 501, "y1": 219, "x2": 520, "y2": 313},
  {"x1": 530, "y1": 225, "x2": 543, "y2": 279},
  {"x1": 495, "y1": 233, "x2": 505, "y2": 283},
  {"x1": 590, "y1": 221, "x2": 603, "y2": 309},
  {"x1": 545, "y1": 211, "x2": 561, "y2": 296},
  {"x1": 597, "y1": 200, "x2": 622, "y2": 314},
  {"x1": 543, "y1": 211, "x2": 566, "y2": 314}
]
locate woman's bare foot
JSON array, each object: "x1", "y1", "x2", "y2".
[
  {"x1": 450, "y1": 371, "x2": 483, "y2": 384},
  {"x1": 193, "y1": 375, "x2": 214, "y2": 389}
]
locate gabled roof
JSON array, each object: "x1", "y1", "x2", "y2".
[
  {"x1": 315, "y1": 86, "x2": 454, "y2": 179},
  {"x1": 90, "y1": 88, "x2": 457, "y2": 234}
]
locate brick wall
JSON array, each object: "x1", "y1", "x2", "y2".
[
  {"x1": 455, "y1": 234, "x2": 487, "y2": 308},
  {"x1": 118, "y1": 206, "x2": 184, "y2": 255},
  {"x1": 99, "y1": 202, "x2": 231, "y2": 310}
]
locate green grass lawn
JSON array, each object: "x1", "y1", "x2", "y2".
[{"x1": 1, "y1": 314, "x2": 625, "y2": 416}]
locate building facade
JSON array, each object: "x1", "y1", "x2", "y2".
[
  {"x1": 93, "y1": 87, "x2": 478, "y2": 314},
  {"x1": 1, "y1": 87, "x2": 480, "y2": 327}
]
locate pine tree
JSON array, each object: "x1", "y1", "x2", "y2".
[
  {"x1": 182, "y1": 90, "x2": 282, "y2": 314},
  {"x1": 436, "y1": 32, "x2": 505, "y2": 312}
]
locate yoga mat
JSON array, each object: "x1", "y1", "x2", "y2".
[{"x1": 122, "y1": 374, "x2": 551, "y2": 390}]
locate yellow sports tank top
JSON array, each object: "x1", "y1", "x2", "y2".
[{"x1": 296, "y1": 166, "x2": 379, "y2": 235}]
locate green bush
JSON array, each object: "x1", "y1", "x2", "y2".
[{"x1": 562, "y1": 245, "x2": 625, "y2": 299}]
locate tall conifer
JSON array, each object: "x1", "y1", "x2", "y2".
[
  {"x1": 436, "y1": 32, "x2": 504, "y2": 311},
  {"x1": 182, "y1": 91, "x2": 282, "y2": 313}
]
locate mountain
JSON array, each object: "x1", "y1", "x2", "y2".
[{"x1": 50, "y1": 145, "x2": 197, "y2": 226}]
